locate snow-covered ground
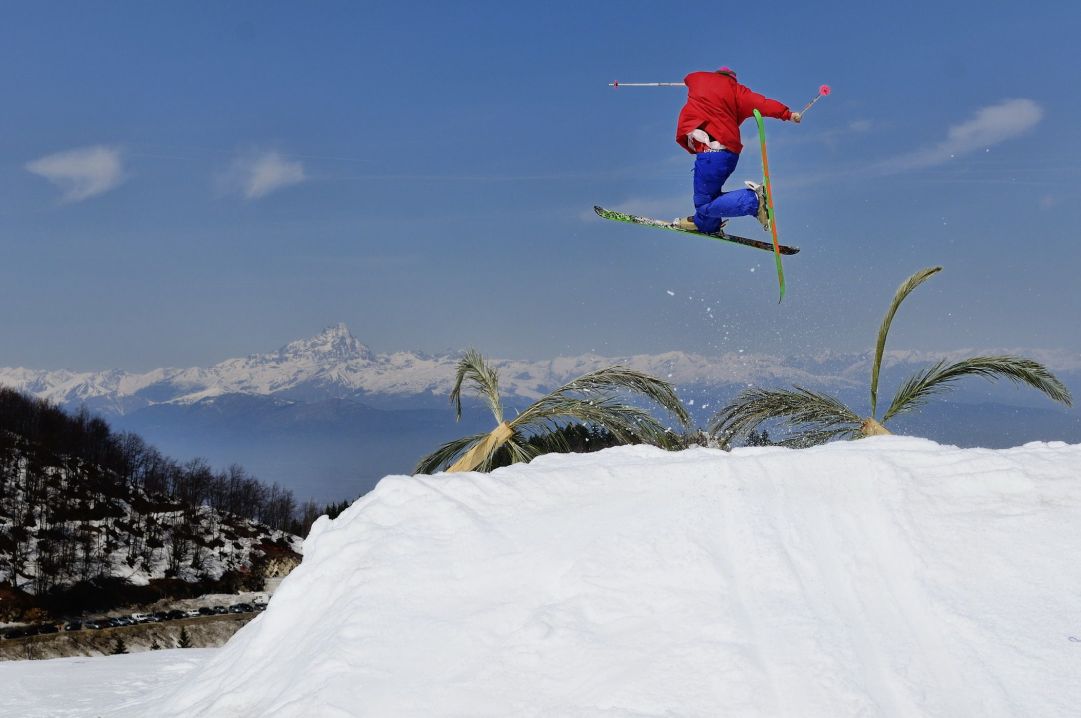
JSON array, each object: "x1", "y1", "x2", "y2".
[
  {"x1": 0, "y1": 649, "x2": 212, "y2": 717},
  {"x1": 4, "y1": 437, "x2": 1081, "y2": 717}
]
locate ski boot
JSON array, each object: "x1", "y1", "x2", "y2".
[
  {"x1": 674, "y1": 216, "x2": 727, "y2": 235},
  {"x1": 745, "y1": 181, "x2": 770, "y2": 231}
]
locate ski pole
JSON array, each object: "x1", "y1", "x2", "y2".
[
  {"x1": 610, "y1": 80, "x2": 832, "y2": 121},
  {"x1": 610, "y1": 81, "x2": 832, "y2": 111},
  {"x1": 797, "y1": 85, "x2": 832, "y2": 116},
  {"x1": 608, "y1": 81, "x2": 685, "y2": 87}
]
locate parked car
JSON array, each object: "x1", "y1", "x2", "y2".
[
  {"x1": 213, "y1": 605, "x2": 228, "y2": 614},
  {"x1": 84, "y1": 620, "x2": 104, "y2": 630},
  {"x1": 64, "y1": 621, "x2": 82, "y2": 631},
  {"x1": 185, "y1": 609, "x2": 201, "y2": 618},
  {"x1": 131, "y1": 613, "x2": 152, "y2": 623},
  {"x1": 2, "y1": 628, "x2": 27, "y2": 639},
  {"x1": 153, "y1": 611, "x2": 170, "y2": 622},
  {"x1": 198, "y1": 607, "x2": 213, "y2": 616},
  {"x1": 37, "y1": 623, "x2": 59, "y2": 633},
  {"x1": 166, "y1": 610, "x2": 185, "y2": 620}
]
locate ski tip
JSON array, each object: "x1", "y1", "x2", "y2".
[{"x1": 593, "y1": 205, "x2": 605, "y2": 216}]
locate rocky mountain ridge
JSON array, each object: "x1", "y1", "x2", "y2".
[{"x1": 5, "y1": 323, "x2": 1079, "y2": 415}]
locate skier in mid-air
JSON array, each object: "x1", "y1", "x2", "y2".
[{"x1": 673, "y1": 67, "x2": 801, "y2": 235}]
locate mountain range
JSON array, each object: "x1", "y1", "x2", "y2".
[
  {"x1": 0, "y1": 323, "x2": 868, "y2": 413},
  {"x1": 2, "y1": 324, "x2": 1079, "y2": 502}
]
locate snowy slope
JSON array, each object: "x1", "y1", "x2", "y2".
[
  {"x1": 0, "y1": 650, "x2": 211, "y2": 717},
  {"x1": 0, "y1": 438, "x2": 302, "y2": 599},
  {"x1": 106, "y1": 437, "x2": 1081, "y2": 718}
]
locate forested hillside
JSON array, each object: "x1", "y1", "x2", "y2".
[{"x1": 0, "y1": 388, "x2": 304, "y2": 621}]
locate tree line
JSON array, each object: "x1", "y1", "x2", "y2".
[
  {"x1": 0, "y1": 388, "x2": 309, "y2": 530},
  {"x1": 0, "y1": 388, "x2": 354, "y2": 605}
]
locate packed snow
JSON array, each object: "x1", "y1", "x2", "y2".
[
  {"x1": 6, "y1": 437, "x2": 1081, "y2": 717},
  {"x1": 0, "y1": 649, "x2": 211, "y2": 716}
]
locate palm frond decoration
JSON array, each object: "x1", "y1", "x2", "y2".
[
  {"x1": 882, "y1": 355, "x2": 1072, "y2": 422},
  {"x1": 709, "y1": 386, "x2": 864, "y2": 448},
  {"x1": 710, "y1": 266, "x2": 1073, "y2": 449},
  {"x1": 541, "y1": 366, "x2": 693, "y2": 425},
  {"x1": 415, "y1": 351, "x2": 692, "y2": 474},
  {"x1": 450, "y1": 348, "x2": 503, "y2": 423},
  {"x1": 415, "y1": 432, "x2": 490, "y2": 475},
  {"x1": 870, "y1": 266, "x2": 941, "y2": 417},
  {"x1": 516, "y1": 366, "x2": 691, "y2": 444}
]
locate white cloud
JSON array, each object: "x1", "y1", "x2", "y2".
[
  {"x1": 221, "y1": 150, "x2": 306, "y2": 199},
  {"x1": 878, "y1": 99, "x2": 1043, "y2": 173},
  {"x1": 25, "y1": 145, "x2": 125, "y2": 202}
]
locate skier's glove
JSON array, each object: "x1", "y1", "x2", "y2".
[{"x1": 790, "y1": 112, "x2": 802, "y2": 123}]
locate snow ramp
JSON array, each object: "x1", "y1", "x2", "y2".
[{"x1": 131, "y1": 437, "x2": 1081, "y2": 717}]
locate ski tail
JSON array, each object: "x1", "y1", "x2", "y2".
[{"x1": 753, "y1": 109, "x2": 786, "y2": 303}]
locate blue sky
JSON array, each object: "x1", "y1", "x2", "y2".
[{"x1": 2, "y1": 1, "x2": 1079, "y2": 370}]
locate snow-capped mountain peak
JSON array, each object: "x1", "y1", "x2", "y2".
[{"x1": 276, "y1": 323, "x2": 372, "y2": 363}]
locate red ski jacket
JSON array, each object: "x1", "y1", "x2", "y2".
[{"x1": 675, "y1": 71, "x2": 791, "y2": 155}]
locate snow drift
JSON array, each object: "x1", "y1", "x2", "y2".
[{"x1": 130, "y1": 437, "x2": 1081, "y2": 717}]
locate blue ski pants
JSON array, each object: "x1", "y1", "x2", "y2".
[{"x1": 692, "y1": 150, "x2": 759, "y2": 234}]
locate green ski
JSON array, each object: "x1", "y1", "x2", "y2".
[{"x1": 753, "y1": 108, "x2": 787, "y2": 302}]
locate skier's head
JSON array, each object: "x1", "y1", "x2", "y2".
[{"x1": 716, "y1": 67, "x2": 737, "y2": 78}]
